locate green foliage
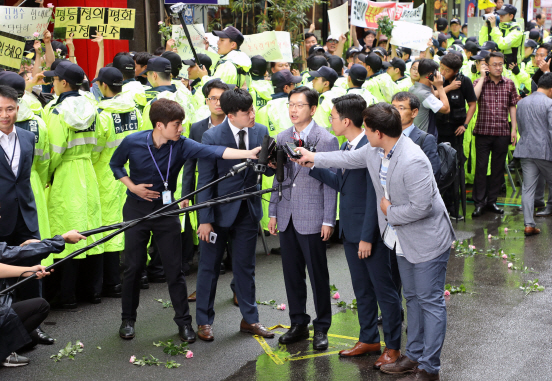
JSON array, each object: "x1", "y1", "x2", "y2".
[
  {"x1": 520, "y1": 279, "x2": 545, "y2": 296},
  {"x1": 445, "y1": 284, "x2": 467, "y2": 294},
  {"x1": 377, "y1": 16, "x2": 394, "y2": 38},
  {"x1": 50, "y1": 341, "x2": 84, "y2": 362},
  {"x1": 133, "y1": 355, "x2": 181, "y2": 368},
  {"x1": 153, "y1": 339, "x2": 189, "y2": 356},
  {"x1": 155, "y1": 298, "x2": 173, "y2": 308},
  {"x1": 257, "y1": 299, "x2": 277, "y2": 306},
  {"x1": 330, "y1": 284, "x2": 339, "y2": 292}
]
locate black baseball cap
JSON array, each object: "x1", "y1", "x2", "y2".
[
  {"x1": 139, "y1": 57, "x2": 172, "y2": 76},
  {"x1": 182, "y1": 53, "x2": 212, "y2": 69},
  {"x1": 113, "y1": 54, "x2": 135, "y2": 71},
  {"x1": 481, "y1": 41, "x2": 499, "y2": 51},
  {"x1": 44, "y1": 61, "x2": 85, "y2": 86},
  {"x1": 346, "y1": 47, "x2": 360, "y2": 60},
  {"x1": 0, "y1": 71, "x2": 26, "y2": 97},
  {"x1": 528, "y1": 29, "x2": 542, "y2": 41},
  {"x1": 307, "y1": 55, "x2": 328, "y2": 71},
  {"x1": 466, "y1": 36, "x2": 478, "y2": 44},
  {"x1": 525, "y1": 39, "x2": 538, "y2": 48},
  {"x1": 401, "y1": 47, "x2": 412, "y2": 56},
  {"x1": 383, "y1": 57, "x2": 406, "y2": 73},
  {"x1": 349, "y1": 64, "x2": 367, "y2": 83},
  {"x1": 94, "y1": 67, "x2": 124, "y2": 86},
  {"x1": 464, "y1": 41, "x2": 479, "y2": 55},
  {"x1": 436, "y1": 17, "x2": 448, "y2": 30},
  {"x1": 372, "y1": 47, "x2": 387, "y2": 58},
  {"x1": 471, "y1": 49, "x2": 491, "y2": 60},
  {"x1": 365, "y1": 53, "x2": 382, "y2": 72},
  {"x1": 271, "y1": 69, "x2": 302, "y2": 88},
  {"x1": 496, "y1": 4, "x2": 517, "y2": 16},
  {"x1": 450, "y1": 18, "x2": 461, "y2": 25},
  {"x1": 327, "y1": 55, "x2": 344, "y2": 74},
  {"x1": 309, "y1": 45, "x2": 326, "y2": 56},
  {"x1": 309, "y1": 66, "x2": 338, "y2": 85},
  {"x1": 212, "y1": 26, "x2": 244, "y2": 46},
  {"x1": 438, "y1": 33, "x2": 448, "y2": 45},
  {"x1": 161, "y1": 51, "x2": 183, "y2": 75},
  {"x1": 250, "y1": 55, "x2": 267, "y2": 77}
]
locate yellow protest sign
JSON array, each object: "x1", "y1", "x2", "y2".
[
  {"x1": 53, "y1": 7, "x2": 135, "y2": 40},
  {"x1": 0, "y1": 31, "x2": 26, "y2": 72}
]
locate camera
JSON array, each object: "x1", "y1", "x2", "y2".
[{"x1": 482, "y1": 14, "x2": 493, "y2": 21}]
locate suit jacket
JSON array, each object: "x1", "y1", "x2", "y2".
[
  {"x1": 408, "y1": 126, "x2": 441, "y2": 179},
  {"x1": 309, "y1": 135, "x2": 378, "y2": 243},
  {"x1": 315, "y1": 135, "x2": 456, "y2": 263},
  {"x1": 0, "y1": 127, "x2": 38, "y2": 235},
  {"x1": 514, "y1": 92, "x2": 552, "y2": 161},
  {"x1": 197, "y1": 119, "x2": 272, "y2": 227},
  {"x1": 269, "y1": 122, "x2": 339, "y2": 235},
  {"x1": 182, "y1": 117, "x2": 210, "y2": 198}
]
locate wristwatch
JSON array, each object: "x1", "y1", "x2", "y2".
[{"x1": 463, "y1": 124, "x2": 468, "y2": 128}]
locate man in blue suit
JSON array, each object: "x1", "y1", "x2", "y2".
[
  {"x1": 303, "y1": 94, "x2": 402, "y2": 367},
  {"x1": 195, "y1": 89, "x2": 275, "y2": 341}
]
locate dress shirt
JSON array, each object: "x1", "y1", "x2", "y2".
[
  {"x1": 402, "y1": 124, "x2": 415, "y2": 137},
  {"x1": 228, "y1": 118, "x2": 249, "y2": 149},
  {"x1": 347, "y1": 129, "x2": 365, "y2": 150},
  {"x1": 293, "y1": 119, "x2": 315, "y2": 142},
  {"x1": 473, "y1": 75, "x2": 518, "y2": 136},
  {"x1": 0, "y1": 127, "x2": 20, "y2": 177},
  {"x1": 378, "y1": 137, "x2": 402, "y2": 254}
]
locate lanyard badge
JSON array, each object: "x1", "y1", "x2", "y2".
[{"x1": 147, "y1": 133, "x2": 173, "y2": 205}]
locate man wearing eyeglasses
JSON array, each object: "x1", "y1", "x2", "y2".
[
  {"x1": 472, "y1": 51, "x2": 518, "y2": 218},
  {"x1": 268, "y1": 86, "x2": 338, "y2": 351}
]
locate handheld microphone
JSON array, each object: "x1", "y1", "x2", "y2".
[
  {"x1": 276, "y1": 148, "x2": 286, "y2": 201},
  {"x1": 255, "y1": 135, "x2": 271, "y2": 183},
  {"x1": 230, "y1": 159, "x2": 251, "y2": 175}
]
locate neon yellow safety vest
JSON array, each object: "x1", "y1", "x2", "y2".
[{"x1": 249, "y1": 79, "x2": 274, "y2": 112}]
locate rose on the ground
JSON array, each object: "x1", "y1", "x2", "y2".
[
  {"x1": 504, "y1": 227, "x2": 508, "y2": 232},
  {"x1": 130, "y1": 355, "x2": 136, "y2": 363},
  {"x1": 502, "y1": 254, "x2": 508, "y2": 259},
  {"x1": 186, "y1": 351, "x2": 193, "y2": 359},
  {"x1": 444, "y1": 290, "x2": 450, "y2": 296},
  {"x1": 508, "y1": 262, "x2": 513, "y2": 269},
  {"x1": 332, "y1": 292, "x2": 340, "y2": 299}
]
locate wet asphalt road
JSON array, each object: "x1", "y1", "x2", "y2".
[{"x1": 2, "y1": 203, "x2": 551, "y2": 381}]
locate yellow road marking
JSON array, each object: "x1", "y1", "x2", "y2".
[
  {"x1": 254, "y1": 335, "x2": 284, "y2": 365},
  {"x1": 288, "y1": 350, "x2": 342, "y2": 361}
]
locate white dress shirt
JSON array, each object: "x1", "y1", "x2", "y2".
[
  {"x1": 228, "y1": 119, "x2": 249, "y2": 150},
  {"x1": 347, "y1": 129, "x2": 365, "y2": 150},
  {"x1": 0, "y1": 127, "x2": 20, "y2": 177}
]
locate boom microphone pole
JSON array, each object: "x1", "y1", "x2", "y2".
[{"x1": 170, "y1": 2, "x2": 204, "y2": 69}]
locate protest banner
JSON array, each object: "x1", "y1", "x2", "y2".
[
  {"x1": 0, "y1": 31, "x2": 26, "y2": 72},
  {"x1": 351, "y1": 0, "x2": 414, "y2": 28},
  {"x1": 240, "y1": 31, "x2": 283, "y2": 61},
  {"x1": 328, "y1": 1, "x2": 349, "y2": 37},
  {"x1": 53, "y1": 7, "x2": 135, "y2": 40},
  {"x1": 390, "y1": 21, "x2": 433, "y2": 51},
  {"x1": 274, "y1": 31, "x2": 293, "y2": 62},
  {"x1": 172, "y1": 23, "x2": 205, "y2": 48},
  {"x1": 399, "y1": 4, "x2": 424, "y2": 24},
  {"x1": 0, "y1": 6, "x2": 52, "y2": 40}
]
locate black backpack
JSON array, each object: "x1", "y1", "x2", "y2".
[{"x1": 416, "y1": 133, "x2": 457, "y2": 191}]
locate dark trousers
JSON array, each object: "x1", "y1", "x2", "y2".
[
  {"x1": 103, "y1": 252, "x2": 121, "y2": 287},
  {"x1": 11, "y1": 298, "x2": 50, "y2": 348},
  {"x1": 196, "y1": 201, "x2": 259, "y2": 325},
  {"x1": 342, "y1": 235, "x2": 402, "y2": 349},
  {"x1": 473, "y1": 135, "x2": 510, "y2": 208},
  {"x1": 0, "y1": 207, "x2": 41, "y2": 302},
  {"x1": 439, "y1": 133, "x2": 465, "y2": 211},
  {"x1": 52, "y1": 255, "x2": 103, "y2": 303},
  {"x1": 279, "y1": 218, "x2": 331, "y2": 333},
  {"x1": 121, "y1": 198, "x2": 190, "y2": 327},
  {"x1": 389, "y1": 247, "x2": 402, "y2": 301}
]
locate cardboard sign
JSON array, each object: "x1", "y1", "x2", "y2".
[
  {"x1": 328, "y1": 1, "x2": 349, "y2": 37},
  {"x1": 0, "y1": 6, "x2": 52, "y2": 40},
  {"x1": 241, "y1": 31, "x2": 283, "y2": 61},
  {"x1": 399, "y1": 4, "x2": 424, "y2": 24},
  {"x1": 351, "y1": 0, "x2": 414, "y2": 28},
  {"x1": 390, "y1": 21, "x2": 433, "y2": 51},
  {"x1": 0, "y1": 31, "x2": 26, "y2": 72},
  {"x1": 53, "y1": 7, "x2": 135, "y2": 40},
  {"x1": 172, "y1": 23, "x2": 205, "y2": 49},
  {"x1": 274, "y1": 31, "x2": 293, "y2": 62}
]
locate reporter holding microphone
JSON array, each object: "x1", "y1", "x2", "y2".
[{"x1": 109, "y1": 98, "x2": 262, "y2": 343}]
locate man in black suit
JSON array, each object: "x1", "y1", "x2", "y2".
[
  {"x1": 0, "y1": 85, "x2": 54, "y2": 345},
  {"x1": 182, "y1": 79, "x2": 230, "y2": 302}
]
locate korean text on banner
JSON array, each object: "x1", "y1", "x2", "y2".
[
  {"x1": 172, "y1": 24, "x2": 205, "y2": 49},
  {"x1": 328, "y1": 1, "x2": 349, "y2": 37},
  {"x1": 274, "y1": 31, "x2": 293, "y2": 63},
  {"x1": 241, "y1": 31, "x2": 283, "y2": 62},
  {"x1": 53, "y1": 7, "x2": 136, "y2": 40},
  {"x1": 0, "y1": 31, "x2": 26, "y2": 72},
  {"x1": 390, "y1": 21, "x2": 433, "y2": 51},
  {"x1": 399, "y1": 4, "x2": 424, "y2": 24},
  {"x1": 0, "y1": 6, "x2": 52, "y2": 40}
]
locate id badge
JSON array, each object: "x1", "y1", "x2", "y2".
[{"x1": 162, "y1": 190, "x2": 171, "y2": 205}]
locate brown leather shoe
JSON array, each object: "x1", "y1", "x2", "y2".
[
  {"x1": 239, "y1": 319, "x2": 275, "y2": 338},
  {"x1": 380, "y1": 354, "x2": 419, "y2": 374},
  {"x1": 374, "y1": 348, "x2": 401, "y2": 369},
  {"x1": 339, "y1": 341, "x2": 381, "y2": 357},
  {"x1": 197, "y1": 324, "x2": 214, "y2": 341},
  {"x1": 233, "y1": 292, "x2": 239, "y2": 307},
  {"x1": 524, "y1": 226, "x2": 541, "y2": 236},
  {"x1": 187, "y1": 291, "x2": 196, "y2": 302},
  {"x1": 397, "y1": 367, "x2": 440, "y2": 380}
]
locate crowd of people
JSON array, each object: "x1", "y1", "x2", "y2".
[{"x1": 1, "y1": 3, "x2": 552, "y2": 380}]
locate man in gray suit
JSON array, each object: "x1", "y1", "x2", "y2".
[
  {"x1": 268, "y1": 86, "x2": 338, "y2": 351},
  {"x1": 296, "y1": 103, "x2": 456, "y2": 381},
  {"x1": 513, "y1": 72, "x2": 552, "y2": 236}
]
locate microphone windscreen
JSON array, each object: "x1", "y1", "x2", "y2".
[
  {"x1": 276, "y1": 148, "x2": 285, "y2": 183},
  {"x1": 257, "y1": 135, "x2": 270, "y2": 166}
]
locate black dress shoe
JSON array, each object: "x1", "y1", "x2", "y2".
[
  {"x1": 140, "y1": 276, "x2": 149, "y2": 290},
  {"x1": 179, "y1": 324, "x2": 196, "y2": 343},
  {"x1": 536, "y1": 205, "x2": 552, "y2": 217},
  {"x1": 102, "y1": 284, "x2": 122, "y2": 298},
  {"x1": 278, "y1": 324, "x2": 309, "y2": 344},
  {"x1": 31, "y1": 328, "x2": 55, "y2": 345},
  {"x1": 486, "y1": 203, "x2": 504, "y2": 214},
  {"x1": 472, "y1": 206, "x2": 484, "y2": 218},
  {"x1": 312, "y1": 331, "x2": 328, "y2": 350},
  {"x1": 119, "y1": 319, "x2": 135, "y2": 340},
  {"x1": 90, "y1": 293, "x2": 101, "y2": 304},
  {"x1": 51, "y1": 300, "x2": 77, "y2": 310},
  {"x1": 270, "y1": 247, "x2": 281, "y2": 255},
  {"x1": 148, "y1": 275, "x2": 166, "y2": 283},
  {"x1": 220, "y1": 263, "x2": 226, "y2": 275}
]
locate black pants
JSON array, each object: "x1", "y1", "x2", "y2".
[
  {"x1": 11, "y1": 298, "x2": 50, "y2": 348},
  {"x1": 49, "y1": 255, "x2": 103, "y2": 303},
  {"x1": 389, "y1": 247, "x2": 402, "y2": 301},
  {"x1": 0, "y1": 207, "x2": 41, "y2": 302},
  {"x1": 473, "y1": 134, "x2": 510, "y2": 208},
  {"x1": 121, "y1": 198, "x2": 190, "y2": 327},
  {"x1": 103, "y1": 252, "x2": 121, "y2": 287}
]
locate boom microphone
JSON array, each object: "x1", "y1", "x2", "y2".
[
  {"x1": 276, "y1": 148, "x2": 286, "y2": 201},
  {"x1": 255, "y1": 135, "x2": 271, "y2": 176}
]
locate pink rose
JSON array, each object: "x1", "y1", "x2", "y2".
[
  {"x1": 332, "y1": 292, "x2": 340, "y2": 299},
  {"x1": 77, "y1": 341, "x2": 84, "y2": 348},
  {"x1": 504, "y1": 227, "x2": 508, "y2": 232},
  {"x1": 56, "y1": 48, "x2": 61, "y2": 53},
  {"x1": 508, "y1": 262, "x2": 513, "y2": 269},
  {"x1": 129, "y1": 355, "x2": 136, "y2": 363},
  {"x1": 47, "y1": 3, "x2": 54, "y2": 7},
  {"x1": 488, "y1": 234, "x2": 492, "y2": 239},
  {"x1": 186, "y1": 351, "x2": 193, "y2": 359},
  {"x1": 535, "y1": 283, "x2": 539, "y2": 286},
  {"x1": 502, "y1": 254, "x2": 507, "y2": 259},
  {"x1": 33, "y1": 32, "x2": 40, "y2": 38},
  {"x1": 280, "y1": 303, "x2": 286, "y2": 310},
  {"x1": 158, "y1": 21, "x2": 163, "y2": 25},
  {"x1": 444, "y1": 290, "x2": 450, "y2": 296}
]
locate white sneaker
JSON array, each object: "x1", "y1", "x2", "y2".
[{"x1": 2, "y1": 352, "x2": 29, "y2": 367}]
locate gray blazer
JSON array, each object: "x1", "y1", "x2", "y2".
[
  {"x1": 269, "y1": 122, "x2": 339, "y2": 235},
  {"x1": 513, "y1": 92, "x2": 552, "y2": 161},
  {"x1": 315, "y1": 135, "x2": 456, "y2": 263}
]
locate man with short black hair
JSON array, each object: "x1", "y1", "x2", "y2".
[
  {"x1": 249, "y1": 55, "x2": 273, "y2": 112},
  {"x1": 133, "y1": 52, "x2": 153, "y2": 86},
  {"x1": 346, "y1": 64, "x2": 378, "y2": 106},
  {"x1": 363, "y1": 53, "x2": 395, "y2": 102},
  {"x1": 384, "y1": 58, "x2": 411, "y2": 92},
  {"x1": 446, "y1": 18, "x2": 466, "y2": 47},
  {"x1": 184, "y1": 53, "x2": 213, "y2": 110},
  {"x1": 305, "y1": 33, "x2": 318, "y2": 52},
  {"x1": 311, "y1": 66, "x2": 346, "y2": 132},
  {"x1": 113, "y1": 53, "x2": 145, "y2": 102},
  {"x1": 435, "y1": 17, "x2": 449, "y2": 33},
  {"x1": 479, "y1": 5, "x2": 523, "y2": 65}
]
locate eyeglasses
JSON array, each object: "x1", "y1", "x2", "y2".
[
  {"x1": 328, "y1": 115, "x2": 341, "y2": 123},
  {"x1": 489, "y1": 63, "x2": 504, "y2": 67},
  {"x1": 395, "y1": 106, "x2": 411, "y2": 112},
  {"x1": 207, "y1": 97, "x2": 221, "y2": 103},
  {"x1": 410, "y1": 67, "x2": 418, "y2": 72},
  {"x1": 287, "y1": 103, "x2": 309, "y2": 110}
]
